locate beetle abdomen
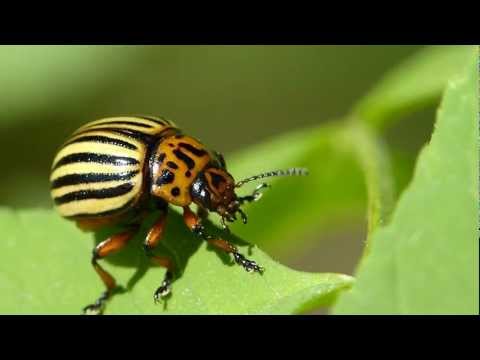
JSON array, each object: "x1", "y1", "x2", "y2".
[{"x1": 50, "y1": 116, "x2": 176, "y2": 219}]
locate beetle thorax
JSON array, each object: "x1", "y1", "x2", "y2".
[{"x1": 149, "y1": 134, "x2": 212, "y2": 206}]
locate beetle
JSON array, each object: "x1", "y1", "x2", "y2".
[{"x1": 50, "y1": 115, "x2": 308, "y2": 314}]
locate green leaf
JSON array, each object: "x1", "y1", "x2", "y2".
[
  {"x1": 333, "y1": 60, "x2": 478, "y2": 314},
  {"x1": 0, "y1": 208, "x2": 353, "y2": 314},
  {"x1": 354, "y1": 45, "x2": 476, "y2": 129}
]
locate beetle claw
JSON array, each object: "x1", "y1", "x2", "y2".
[
  {"x1": 154, "y1": 271, "x2": 173, "y2": 304},
  {"x1": 232, "y1": 252, "x2": 264, "y2": 274}
]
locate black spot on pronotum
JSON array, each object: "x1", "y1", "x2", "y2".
[
  {"x1": 158, "y1": 153, "x2": 166, "y2": 163},
  {"x1": 179, "y1": 142, "x2": 207, "y2": 157},
  {"x1": 156, "y1": 169, "x2": 175, "y2": 186},
  {"x1": 173, "y1": 149, "x2": 195, "y2": 169},
  {"x1": 168, "y1": 143, "x2": 175, "y2": 148},
  {"x1": 185, "y1": 170, "x2": 192, "y2": 177},
  {"x1": 166, "y1": 161, "x2": 178, "y2": 169},
  {"x1": 171, "y1": 187, "x2": 180, "y2": 197}
]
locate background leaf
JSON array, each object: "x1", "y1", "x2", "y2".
[
  {"x1": 225, "y1": 121, "x2": 395, "y2": 259},
  {"x1": 0, "y1": 46, "x2": 144, "y2": 128},
  {"x1": 0, "y1": 46, "x2": 421, "y2": 212},
  {"x1": 0, "y1": 208, "x2": 353, "y2": 314},
  {"x1": 332, "y1": 59, "x2": 478, "y2": 314},
  {"x1": 354, "y1": 45, "x2": 475, "y2": 130}
]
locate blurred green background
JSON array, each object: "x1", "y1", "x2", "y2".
[{"x1": 0, "y1": 45, "x2": 434, "y2": 281}]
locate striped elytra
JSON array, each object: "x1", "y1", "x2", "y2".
[{"x1": 50, "y1": 116, "x2": 178, "y2": 219}]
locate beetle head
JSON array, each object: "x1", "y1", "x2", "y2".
[
  {"x1": 190, "y1": 166, "x2": 245, "y2": 225},
  {"x1": 191, "y1": 165, "x2": 309, "y2": 229}
]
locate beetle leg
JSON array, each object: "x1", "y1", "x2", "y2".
[
  {"x1": 183, "y1": 206, "x2": 264, "y2": 274},
  {"x1": 237, "y1": 183, "x2": 270, "y2": 205},
  {"x1": 83, "y1": 225, "x2": 138, "y2": 315},
  {"x1": 143, "y1": 210, "x2": 175, "y2": 304},
  {"x1": 196, "y1": 206, "x2": 209, "y2": 222}
]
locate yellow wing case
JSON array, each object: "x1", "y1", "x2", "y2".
[{"x1": 50, "y1": 116, "x2": 176, "y2": 218}]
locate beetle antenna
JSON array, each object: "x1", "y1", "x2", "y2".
[{"x1": 235, "y1": 168, "x2": 309, "y2": 188}]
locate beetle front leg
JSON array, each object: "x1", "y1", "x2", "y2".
[{"x1": 183, "y1": 207, "x2": 264, "y2": 274}]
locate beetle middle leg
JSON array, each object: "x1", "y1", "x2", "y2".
[
  {"x1": 183, "y1": 206, "x2": 263, "y2": 273},
  {"x1": 143, "y1": 209, "x2": 175, "y2": 304},
  {"x1": 83, "y1": 225, "x2": 139, "y2": 315}
]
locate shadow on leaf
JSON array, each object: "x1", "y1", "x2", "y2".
[{"x1": 91, "y1": 209, "x2": 255, "y2": 303}]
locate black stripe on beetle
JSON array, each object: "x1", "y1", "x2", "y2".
[
  {"x1": 77, "y1": 127, "x2": 155, "y2": 144},
  {"x1": 54, "y1": 183, "x2": 134, "y2": 205},
  {"x1": 86, "y1": 120, "x2": 154, "y2": 129},
  {"x1": 156, "y1": 169, "x2": 175, "y2": 186},
  {"x1": 135, "y1": 115, "x2": 168, "y2": 126},
  {"x1": 64, "y1": 135, "x2": 138, "y2": 150},
  {"x1": 138, "y1": 115, "x2": 173, "y2": 126},
  {"x1": 53, "y1": 153, "x2": 139, "y2": 171},
  {"x1": 51, "y1": 170, "x2": 139, "y2": 189},
  {"x1": 173, "y1": 149, "x2": 195, "y2": 169},
  {"x1": 178, "y1": 143, "x2": 207, "y2": 157}
]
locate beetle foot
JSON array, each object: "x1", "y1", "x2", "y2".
[
  {"x1": 154, "y1": 271, "x2": 173, "y2": 304},
  {"x1": 82, "y1": 291, "x2": 109, "y2": 315},
  {"x1": 233, "y1": 252, "x2": 264, "y2": 274}
]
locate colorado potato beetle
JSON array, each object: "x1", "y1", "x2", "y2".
[{"x1": 50, "y1": 115, "x2": 308, "y2": 314}]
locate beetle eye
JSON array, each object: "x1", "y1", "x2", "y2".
[{"x1": 191, "y1": 173, "x2": 212, "y2": 209}]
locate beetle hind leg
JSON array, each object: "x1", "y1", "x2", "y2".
[{"x1": 83, "y1": 225, "x2": 138, "y2": 315}]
